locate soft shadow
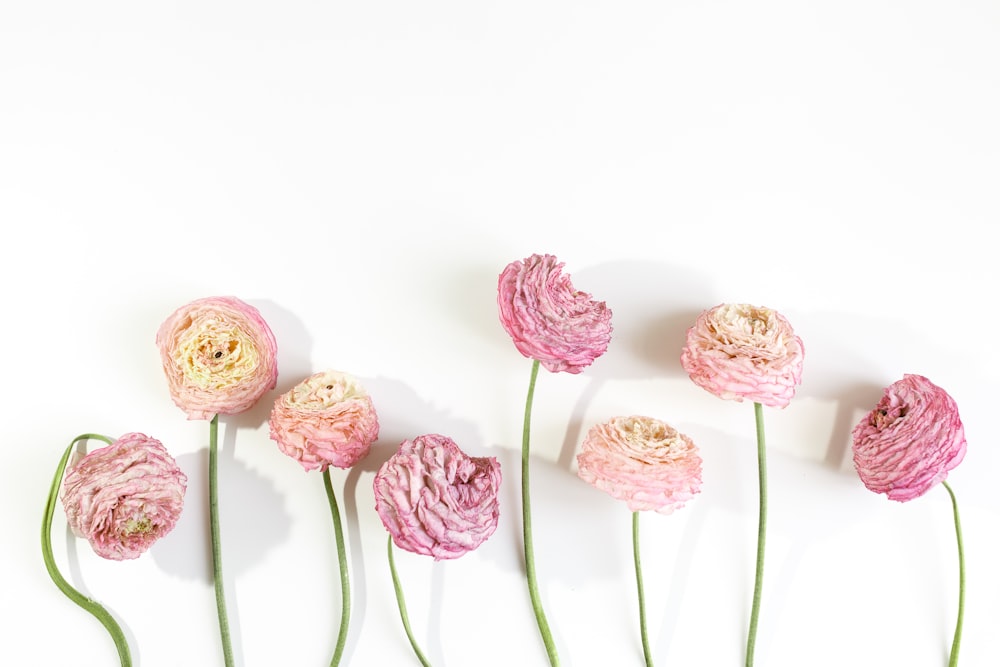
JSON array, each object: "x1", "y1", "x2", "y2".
[
  {"x1": 151, "y1": 445, "x2": 293, "y2": 582},
  {"x1": 554, "y1": 261, "x2": 717, "y2": 471},
  {"x1": 341, "y1": 374, "x2": 483, "y2": 665},
  {"x1": 236, "y1": 298, "x2": 315, "y2": 430}
]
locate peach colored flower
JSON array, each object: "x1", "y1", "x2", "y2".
[
  {"x1": 374, "y1": 434, "x2": 502, "y2": 560},
  {"x1": 852, "y1": 374, "x2": 966, "y2": 502},
  {"x1": 680, "y1": 303, "x2": 804, "y2": 408},
  {"x1": 268, "y1": 370, "x2": 379, "y2": 472},
  {"x1": 577, "y1": 415, "x2": 702, "y2": 513},
  {"x1": 60, "y1": 433, "x2": 188, "y2": 561},
  {"x1": 498, "y1": 253, "x2": 612, "y2": 374},
  {"x1": 156, "y1": 296, "x2": 278, "y2": 420}
]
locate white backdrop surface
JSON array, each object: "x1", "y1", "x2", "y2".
[{"x1": 2, "y1": 1, "x2": 999, "y2": 666}]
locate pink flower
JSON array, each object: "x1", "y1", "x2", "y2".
[
  {"x1": 373, "y1": 434, "x2": 502, "y2": 560},
  {"x1": 680, "y1": 303, "x2": 804, "y2": 408},
  {"x1": 852, "y1": 374, "x2": 966, "y2": 502},
  {"x1": 268, "y1": 370, "x2": 379, "y2": 472},
  {"x1": 498, "y1": 253, "x2": 613, "y2": 374},
  {"x1": 156, "y1": 296, "x2": 278, "y2": 420},
  {"x1": 577, "y1": 415, "x2": 702, "y2": 513},
  {"x1": 60, "y1": 433, "x2": 188, "y2": 561}
]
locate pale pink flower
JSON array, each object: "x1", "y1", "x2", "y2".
[
  {"x1": 156, "y1": 296, "x2": 278, "y2": 420},
  {"x1": 268, "y1": 370, "x2": 379, "y2": 472},
  {"x1": 852, "y1": 374, "x2": 966, "y2": 502},
  {"x1": 498, "y1": 253, "x2": 612, "y2": 374},
  {"x1": 374, "y1": 434, "x2": 502, "y2": 560},
  {"x1": 680, "y1": 303, "x2": 804, "y2": 408},
  {"x1": 60, "y1": 433, "x2": 188, "y2": 561},
  {"x1": 577, "y1": 415, "x2": 702, "y2": 513}
]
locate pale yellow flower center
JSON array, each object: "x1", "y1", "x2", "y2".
[
  {"x1": 175, "y1": 316, "x2": 261, "y2": 389},
  {"x1": 123, "y1": 513, "x2": 153, "y2": 536},
  {"x1": 288, "y1": 371, "x2": 368, "y2": 410}
]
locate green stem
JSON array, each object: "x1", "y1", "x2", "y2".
[
  {"x1": 633, "y1": 511, "x2": 654, "y2": 667},
  {"x1": 942, "y1": 481, "x2": 965, "y2": 667},
  {"x1": 208, "y1": 414, "x2": 234, "y2": 667},
  {"x1": 387, "y1": 536, "x2": 432, "y2": 667},
  {"x1": 323, "y1": 469, "x2": 351, "y2": 666},
  {"x1": 41, "y1": 434, "x2": 132, "y2": 667},
  {"x1": 746, "y1": 402, "x2": 767, "y2": 667},
  {"x1": 522, "y1": 359, "x2": 559, "y2": 665}
]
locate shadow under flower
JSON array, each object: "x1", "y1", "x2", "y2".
[
  {"x1": 553, "y1": 260, "x2": 716, "y2": 471},
  {"x1": 151, "y1": 445, "x2": 292, "y2": 582},
  {"x1": 342, "y1": 374, "x2": 485, "y2": 667}
]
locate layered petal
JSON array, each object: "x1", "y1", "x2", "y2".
[
  {"x1": 156, "y1": 296, "x2": 278, "y2": 420},
  {"x1": 269, "y1": 370, "x2": 379, "y2": 472},
  {"x1": 852, "y1": 374, "x2": 966, "y2": 502},
  {"x1": 577, "y1": 415, "x2": 702, "y2": 514},
  {"x1": 680, "y1": 303, "x2": 804, "y2": 408},
  {"x1": 374, "y1": 434, "x2": 501, "y2": 560},
  {"x1": 498, "y1": 254, "x2": 612, "y2": 374},
  {"x1": 60, "y1": 433, "x2": 188, "y2": 561}
]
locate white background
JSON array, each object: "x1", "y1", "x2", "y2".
[{"x1": 2, "y1": 1, "x2": 999, "y2": 665}]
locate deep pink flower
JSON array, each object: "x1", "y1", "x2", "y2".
[
  {"x1": 852, "y1": 374, "x2": 966, "y2": 502},
  {"x1": 156, "y1": 296, "x2": 278, "y2": 420},
  {"x1": 268, "y1": 370, "x2": 379, "y2": 472},
  {"x1": 60, "y1": 433, "x2": 188, "y2": 561},
  {"x1": 373, "y1": 434, "x2": 502, "y2": 560},
  {"x1": 680, "y1": 303, "x2": 804, "y2": 408},
  {"x1": 498, "y1": 253, "x2": 612, "y2": 374},
  {"x1": 577, "y1": 415, "x2": 702, "y2": 513}
]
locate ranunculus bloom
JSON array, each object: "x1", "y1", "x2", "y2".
[
  {"x1": 60, "y1": 433, "x2": 188, "y2": 561},
  {"x1": 497, "y1": 253, "x2": 613, "y2": 374},
  {"x1": 268, "y1": 370, "x2": 379, "y2": 472},
  {"x1": 373, "y1": 434, "x2": 502, "y2": 560},
  {"x1": 852, "y1": 374, "x2": 967, "y2": 502},
  {"x1": 156, "y1": 296, "x2": 278, "y2": 420},
  {"x1": 680, "y1": 303, "x2": 804, "y2": 408},
  {"x1": 577, "y1": 415, "x2": 702, "y2": 513}
]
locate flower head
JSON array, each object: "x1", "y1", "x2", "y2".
[
  {"x1": 577, "y1": 415, "x2": 702, "y2": 513},
  {"x1": 60, "y1": 433, "x2": 188, "y2": 561},
  {"x1": 498, "y1": 253, "x2": 612, "y2": 374},
  {"x1": 374, "y1": 434, "x2": 502, "y2": 560},
  {"x1": 680, "y1": 303, "x2": 804, "y2": 408},
  {"x1": 852, "y1": 374, "x2": 966, "y2": 502},
  {"x1": 156, "y1": 296, "x2": 278, "y2": 420},
  {"x1": 269, "y1": 370, "x2": 379, "y2": 472}
]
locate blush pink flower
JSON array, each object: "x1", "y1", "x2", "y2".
[
  {"x1": 852, "y1": 374, "x2": 967, "y2": 502},
  {"x1": 680, "y1": 303, "x2": 804, "y2": 408},
  {"x1": 374, "y1": 434, "x2": 502, "y2": 560},
  {"x1": 156, "y1": 296, "x2": 278, "y2": 420},
  {"x1": 268, "y1": 370, "x2": 379, "y2": 472},
  {"x1": 498, "y1": 253, "x2": 613, "y2": 374},
  {"x1": 577, "y1": 415, "x2": 702, "y2": 514},
  {"x1": 60, "y1": 433, "x2": 188, "y2": 561}
]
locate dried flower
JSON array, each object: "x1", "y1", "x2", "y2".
[
  {"x1": 156, "y1": 296, "x2": 278, "y2": 420},
  {"x1": 269, "y1": 370, "x2": 379, "y2": 472},
  {"x1": 60, "y1": 433, "x2": 187, "y2": 561},
  {"x1": 374, "y1": 434, "x2": 501, "y2": 560},
  {"x1": 852, "y1": 374, "x2": 967, "y2": 502},
  {"x1": 498, "y1": 253, "x2": 612, "y2": 374},
  {"x1": 577, "y1": 415, "x2": 702, "y2": 514},
  {"x1": 680, "y1": 303, "x2": 804, "y2": 408}
]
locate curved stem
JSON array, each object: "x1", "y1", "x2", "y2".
[
  {"x1": 746, "y1": 402, "x2": 767, "y2": 667},
  {"x1": 942, "y1": 481, "x2": 965, "y2": 667},
  {"x1": 41, "y1": 434, "x2": 132, "y2": 667},
  {"x1": 323, "y1": 469, "x2": 351, "y2": 666},
  {"x1": 208, "y1": 414, "x2": 234, "y2": 667},
  {"x1": 387, "y1": 536, "x2": 433, "y2": 667},
  {"x1": 633, "y1": 511, "x2": 654, "y2": 667},
  {"x1": 522, "y1": 359, "x2": 559, "y2": 665}
]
